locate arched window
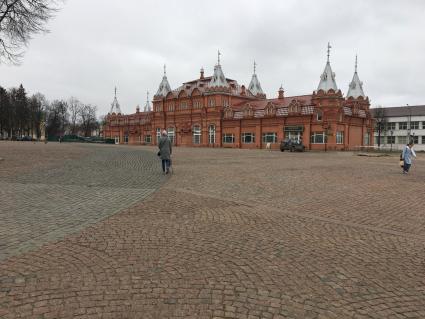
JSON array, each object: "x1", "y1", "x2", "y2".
[
  {"x1": 167, "y1": 127, "x2": 175, "y2": 144},
  {"x1": 208, "y1": 125, "x2": 216, "y2": 144},
  {"x1": 193, "y1": 125, "x2": 201, "y2": 144}
]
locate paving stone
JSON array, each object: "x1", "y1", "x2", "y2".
[{"x1": 0, "y1": 142, "x2": 424, "y2": 318}]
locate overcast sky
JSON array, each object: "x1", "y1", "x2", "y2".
[{"x1": 1, "y1": 0, "x2": 424, "y2": 115}]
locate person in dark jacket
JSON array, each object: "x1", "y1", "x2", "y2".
[{"x1": 158, "y1": 130, "x2": 172, "y2": 174}]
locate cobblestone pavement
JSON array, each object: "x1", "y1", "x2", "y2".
[
  {"x1": 0, "y1": 142, "x2": 166, "y2": 261},
  {"x1": 1, "y1": 143, "x2": 425, "y2": 319}
]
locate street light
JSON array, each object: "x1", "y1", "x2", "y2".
[
  {"x1": 390, "y1": 129, "x2": 393, "y2": 152},
  {"x1": 407, "y1": 103, "x2": 411, "y2": 140}
]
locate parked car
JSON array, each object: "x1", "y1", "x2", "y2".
[
  {"x1": 280, "y1": 139, "x2": 305, "y2": 152},
  {"x1": 22, "y1": 136, "x2": 33, "y2": 141}
]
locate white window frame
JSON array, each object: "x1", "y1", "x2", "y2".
[
  {"x1": 364, "y1": 133, "x2": 370, "y2": 146},
  {"x1": 387, "y1": 136, "x2": 395, "y2": 144},
  {"x1": 208, "y1": 125, "x2": 216, "y2": 144},
  {"x1": 410, "y1": 121, "x2": 419, "y2": 130},
  {"x1": 223, "y1": 133, "x2": 235, "y2": 144},
  {"x1": 336, "y1": 131, "x2": 344, "y2": 144},
  {"x1": 397, "y1": 136, "x2": 407, "y2": 144},
  {"x1": 311, "y1": 132, "x2": 326, "y2": 144},
  {"x1": 144, "y1": 135, "x2": 152, "y2": 144},
  {"x1": 387, "y1": 122, "x2": 396, "y2": 131},
  {"x1": 242, "y1": 132, "x2": 255, "y2": 144},
  {"x1": 167, "y1": 127, "x2": 175, "y2": 144},
  {"x1": 262, "y1": 132, "x2": 277, "y2": 144},
  {"x1": 193, "y1": 125, "x2": 201, "y2": 144},
  {"x1": 156, "y1": 128, "x2": 161, "y2": 144},
  {"x1": 222, "y1": 97, "x2": 229, "y2": 107},
  {"x1": 316, "y1": 111, "x2": 323, "y2": 121},
  {"x1": 398, "y1": 122, "x2": 407, "y2": 130}
]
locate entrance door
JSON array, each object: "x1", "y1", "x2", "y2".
[
  {"x1": 114, "y1": 136, "x2": 120, "y2": 144},
  {"x1": 284, "y1": 131, "x2": 302, "y2": 143}
]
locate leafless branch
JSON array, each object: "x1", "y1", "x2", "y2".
[{"x1": 0, "y1": 0, "x2": 63, "y2": 64}]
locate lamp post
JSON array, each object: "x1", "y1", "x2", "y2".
[
  {"x1": 390, "y1": 129, "x2": 393, "y2": 152},
  {"x1": 407, "y1": 103, "x2": 411, "y2": 140}
]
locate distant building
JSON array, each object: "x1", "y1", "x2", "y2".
[
  {"x1": 372, "y1": 105, "x2": 425, "y2": 151},
  {"x1": 103, "y1": 46, "x2": 374, "y2": 150}
]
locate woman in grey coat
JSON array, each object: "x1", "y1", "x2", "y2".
[{"x1": 158, "y1": 130, "x2": 172, "y2": 174}]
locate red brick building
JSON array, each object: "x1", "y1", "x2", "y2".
[{"x1": 103, "y1": 48, "x2": 374, "y2": 150}]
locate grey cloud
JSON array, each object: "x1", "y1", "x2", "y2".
[{"x1": 1, "y1": 0, "x2": 424, "y2": 115}]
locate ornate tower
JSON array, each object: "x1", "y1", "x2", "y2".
[
  {"x1": 248, "y1": 61, "x2": 266, "y2": 98},
  {"x1": 109, "y1": 87, "x2": 122, "y2": 114},
  {"x1": 154, "y1": 65, "x2": 172, "y2": 98},
  {"x1": 208, "y1": 50, "x2": 230, "y2": 89}
]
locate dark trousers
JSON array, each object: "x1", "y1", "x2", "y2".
[
  {"x1": 161, "y1": 159, "x2": 170, "y2": 172},
  {"x1": 403, "y1": 162, "x2": 411, "y2": 172}
]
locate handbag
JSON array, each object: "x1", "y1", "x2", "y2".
[
  {"x1": 399, "y1": 160, "x2": 404, "y2": 167},
  {"x1": 157, "y1": 151, "x2": 161, "y2": 156}
]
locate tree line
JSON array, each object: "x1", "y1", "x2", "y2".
[{"x1": 0, "y1": 84, "x2": 100, "y2": 139}]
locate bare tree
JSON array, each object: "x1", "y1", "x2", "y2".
[
  {"x1": 0, "y1": 0, "x2": 62, "y2": 64},
  {"x1": 46, "y1": 99, "x2": 67, "y2": 138},
  {"x1": 374, "y1": 106, "x2": 387, "y2": 148},
  {"x1": 80, "y1": 104, "x2": 97, "y2": 137},
  {"x1": 68, "y1": 96, "x2": 82, "y2": 135}
]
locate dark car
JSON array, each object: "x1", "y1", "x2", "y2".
[
  {"x1": 22, "y1": 136, "x2": 33, "y2": 141},
  {"x1": 280, "y1": 140, "x2": 305, "y2": 152}
]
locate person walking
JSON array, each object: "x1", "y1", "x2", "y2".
[
  {"x1": 401, "y1": 141, "x2": 416, "y2": 174},
  {"x1": 158, "y1": 130, "x2": 172, "y2": 174}
]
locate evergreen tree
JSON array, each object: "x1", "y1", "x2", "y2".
[
  {"x1": 10, "y1": 84, "x2": 28, "y2": 136},
  {"x1": 0, "y1": 86, "x2": 11, "y2": 137}
]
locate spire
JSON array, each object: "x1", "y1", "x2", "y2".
[
  {"x1": 327, "y1": 42, "x2": 331, "y2": 63},
  {"x1": 347, "y1": 55, "x2": 366, "y2": 99},
  {"x1": 317, "y1": 42, "x2": 338, "y2": 92},
  {"x1": 144, "y1": 90, "x2": 151, "y2": 111},
  {"x1": 278, "y1": 85, "x2": 284, "y2": 99},
  {"x1": 248, "y1": 60, "x2": 264, "y2": 96},
  {"x1": 155, "y1": 65, "x2": 172, "y2": 97},
  {"x1": 109, "y1": 86, "x2": 122, "y2": 114},
  {"x1": 355, "y1": 54, "x2": 358, "y2": 73},
  {"x1": 209, "y1": 51, "x2": 229, "y2": 88}
]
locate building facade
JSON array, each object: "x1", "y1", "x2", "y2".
[
  {"x1": 372, "y1": 105, "x2": 425, "y2": 151},
  {"x1": 103, "y1": 48, "x2": 374, "y2": 150}
]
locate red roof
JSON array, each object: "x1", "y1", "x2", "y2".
[{"x1": 232, "y1": 94, "x2": 313, "y2": 111}]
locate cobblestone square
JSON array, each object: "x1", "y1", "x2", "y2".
[{"x1": 0, "y1": 142, "x2": 424, "y2": 319}]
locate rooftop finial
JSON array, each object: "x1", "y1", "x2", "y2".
[
  {"x1": 163, "y1": 64, "x2": 166, "y2": 76},
  {"x1": 355, "y1": 54, "x2": 358, "y2": 73},
  {"x1": 114, "y1": 86, "x2": 117, "y2": 98},
  {"x1": 218, "y1": 49, "x2": 221, "y2": 65},
  {"x1": 254, "y1": 60, "x2": 257, "y2": 74},
  {"x1": 146, "y1": 90, "x2": 149, "y2": 103},
  {"x1": 327, "y1": 42, "x2": 331, "y2": 63}
]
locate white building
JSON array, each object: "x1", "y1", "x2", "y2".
[{"x1": 372, "y1": 105, "x2": 425, "y2": 151}]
